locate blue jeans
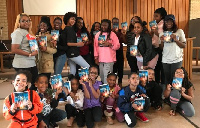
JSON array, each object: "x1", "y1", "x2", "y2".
[
  {"x1": 68, "y1": 55, "x2": 90, "y2": 75},
  {"x1": 54, "y1": 54, "x2": 67, "y2": 75}
]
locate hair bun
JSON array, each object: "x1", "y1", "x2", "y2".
[{"x1": 142, "y1": 21, "x2": 147, "y2": 26}]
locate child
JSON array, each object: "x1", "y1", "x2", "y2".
[
  {"x1": 3, "y1": 70, "x2": 43, "y2": 128},
  {"x1": 101, "y1": 72, "x2": 124, "y2": 125},
  {"x1": 64, "y1": 74, "x2": 85, "y2": 127},
  {"x1": 146, "y1": 68, "x2": 163, "y2": 110},
  {"x1": 36, "y1": 16, "x2": 57, "y2": 86},
  {"x1": 80, "y1": 66, "x2": 102, "y2": 128},
  {"x1": 117, "y1": 72, "x2": 150, "y2": 127},
  {"x1": 35, "y1": 74, "x2": 66, "y2": 128},
  {"x1": 164, "y1": 67, "x2": 195, "y2": 117},
  {"x1": 94, "y1": 19, "x2": 120, "y2": 84}
]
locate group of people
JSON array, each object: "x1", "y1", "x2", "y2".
[{"x1": 2, "y1": 6, "x2": 195, "y2": 128}]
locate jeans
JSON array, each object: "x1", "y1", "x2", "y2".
[
  {"x1": 99, "y1": 62, "x2": 114, "y2": 84},
  {"x1": 54, "y1": 54, "x2": 67, "y2": 75},
  {"x1": 178, "y1": 100, "x2": 195, "y2": 117},
  {"x1": 68, "y1": 55, "x2": 90, "y2": 75}
]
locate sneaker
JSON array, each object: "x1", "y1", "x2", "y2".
[{"x1": 136, "y1": 112, "x2": 149, "y2": 122}]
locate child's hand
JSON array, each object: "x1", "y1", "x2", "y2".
[
  {"x1": 103, "y1": 40, "x2": 112, "y2": 47},
  {"x1": 39, "y1": 120, "x2": 47, "y2": 128},
  {"x1": 170, "y1": 34, "x2": 177, "y2": 41},
  {"x1": 51, "y1": 40, "x2": 57, "y2": 47},
  {"x1": 100, "y1": 95, "x2": 105, "y2": 102},
  {"x1": 10, "y1": 103, "x2": 17, "y2": 113},
  {"x1": 181, "y1": 87, "x2": 186, "y2": 95},
  {"x1": 27, "y1": 100, "x2": 32, "y2": 110},
  {"x1": 166, "y1": 84, "x2": 172, "y2": 91},
  {"x1": 95, "y1": 59, "x2": 99, "y2": 65},
  {"x1": 56, "y1": 86, "x2": 62, "y2": 94},
  {"x1": 140, "y1": 94, "x2": 147, "y2": 98},
  {"x1": 62, "y1": 86, "x2": 69, "y2": 95},
  {"x1": 110, "y1": 93, "x2": 116, "y2": 99},
  {"x1": 132, "y1": 103, "x2": 138, "y2": 109},
  {"x1": 77, "y1": 42, "x2": 84, "y2": 47},
  {"x1": 40, "y1": 46, "x2": 47, "y2": 51},
  {"x1": 31, "y1": 50, "x2": 38, "y2": 56},
  {"x1": 88, "y1": 78, "x2": 93, "y2": 87},
  {"x1": 160, "y1": 35, "x2": 165, "y2": 42}
]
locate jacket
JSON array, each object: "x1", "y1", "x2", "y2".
[
  {"x1": 127, "y1": 33, "x2": 157, "y2": 66},
  {"x1": 37, "y1": 32, "x2": 57, "y2": 73},
  {"x1": 94, "y1": 31, "x2": 120, "y2": 63},
  {"x1": 3, "y1": 90, "x2": 43, "y2": 123}
]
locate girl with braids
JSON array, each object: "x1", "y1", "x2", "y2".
[
  {"x1": 129, "y1": 21, "x2": 158, "y2": 70},
  {"x1": 164, "y1": 67, "x2": 195, "y2": 117},
  {"x1": 11, "y1": 13, "x2": 38, "y2": 90},
  {"x1": 94, "y1": 19, "x2": 120, "y2": 84}
]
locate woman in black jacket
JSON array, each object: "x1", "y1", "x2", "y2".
[{"x1": 128, "y1": 21, "x2": 158, "y2": 70}]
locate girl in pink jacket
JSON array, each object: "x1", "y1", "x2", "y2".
[{"x1": 94, "y1": 19, "x2": 120, "y2": 84}]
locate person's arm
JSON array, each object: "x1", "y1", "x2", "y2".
[
  {"x1": 80, "y1": 80, "x2": 90, "y2": 99},
  {"x1": 94, "y1": 33, "x2": 99, "y2": 65},
  {"x1": 108, "y1": 32, "x2": 120, "y2": 50},
  {"x1": 29, "y1": 91, "x2": 43, "y2": 114},
  {"x1": 3, "y1": 96, "x2": 17, "y2": 120},
  {"x1": 164, "y1": 84, "x2": 172, "y2": 98},
  {"x1": 89, "y1": 81, "x2": 100, "y2": 99},
  {"x1": 181, "y1": 86, "x2": 194, "y2": 102}
]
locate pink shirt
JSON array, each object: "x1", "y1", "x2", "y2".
[
  {"x1": 94, "y1": 31, "x2": 120, "y2": 63},
  {"x1": 152, "y1": 20, "x2": 164, "y2": 48}
]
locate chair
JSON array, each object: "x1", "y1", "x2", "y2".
[{"x1": 193, "y1": 47, "x2": 200, "y2": 66}]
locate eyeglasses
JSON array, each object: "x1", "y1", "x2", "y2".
[
  {"x1": 175, "y1": 71, "x2": 184, "y2": 75},
  {"x1": 20, "y1": 20, "x2": 30, "y2": 23},
  {"x1": 89, "y1": 72, "x2": 98, "y2": 75}
]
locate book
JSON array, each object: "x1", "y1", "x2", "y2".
[
  {"x1": 29, "y1": 39, "x2": 39, "y2": 52},
  {"x1": 134, "y1": 97, "x2": 145, "y2": 111},
  {"x1": 99, "y1": 84, "x2": 110, "y2": 97},
  {"x1": 14, "y1": 91, "x2": 28, "y2": 110},
  {"x1": 130, "y1": 45, "x2": 138, "y2": 56},
  {"x1": 121, "y1": 22, "x2": 128, "y2": 30},
  {"x1": 64, "y1": 81, "x2": 71, "y2": 92},
  {"x1": 50, "y1": 74, "x2": 62, "y2": 89},
  {"x1": 113, "y1": 24, "x2": 119, "y2": 30},
  {"x1": 98, "y1": 35, "x2": 106, "y2": 47},
  {"x1": 51, "y1": 30, "x2": 59, "y2": 41},
  {"x1": 139, "y1": 70, "x2": 148, "y2": 84},
  {"x1": 149, "y1": 20, "x2": 157, "y2": 30},
  {"x1": 172, "y1": 77, "x2": 183, "y2": 90},
  {"x1": 37, "y1": 36, "x2": 47, "y2": 47},
  {"x1": 93, "y1": 30, "x2": 99, "y2": 36},
  {"x1": 163, "y1": 31, "x2": 172, "y2": 43},
  {"x1": 81, "y1": 33, "x2": 89, "y2": 42},
  {"x1": 77, "y1": 37, "x2": 82, "y2": 43},
  {"x1": 78, "y1": 67, "x2": 89, "y2": 81}
]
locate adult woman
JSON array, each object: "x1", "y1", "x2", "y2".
[{"x1": 11, "y1": 13, "x2": 38, "y2": 90}]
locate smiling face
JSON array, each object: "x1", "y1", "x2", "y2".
[
  {"x1": 71, "y1": 79, "x2": 79, "y2": 92},
  {"x1": 174, "y1": 69, "x2": 184, "y2": 79},
  {"x1": 39, "y1": 22, "x2": 48, "y2": 33},
  {"x1": 153, "y1": 13, "x2": 162, "y2": 23},
  {"x1": 13, "y1": 74, "x2": 28, "y2": 92},
  {"x1": 77, "y1": 19, "x2": 83, "y2": 30},
  {"x1": 101, "y1": 22, "x2": 109, "y2": 32},
  {"x1": 35, "y1": 76, "x2": 48, "y2": 94},
  {"x1": 53, "y1": 19, "x2": 62, "y2": 30},
  {"x1": 68, "y1": 17, "x2": 76, "y2": 26},
  {"x1": 20, "y1": 16, "x2": 31, "y2": 30},
  {"x1": 165, "y1": 19, "x2": 174, "y2": 30},
  {"x1": 133, "y1": 23, "x2": 143, "y2": 35},
  {"x1": 89, "y1": 67, "x2": 98, "y2": 81},
  {"x1": 107, "y1": 75, "x2": 117, "y2": 88},
  {"x1": 128, "y1": 74, "x2": 139, "y2": 89},
  {"x1": 94, "y1": 23, "x2": 100, "y2": 31}
]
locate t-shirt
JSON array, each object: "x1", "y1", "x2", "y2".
[
  {"x1": 159, "y1": 29, "x2": 186, "y2": 64},
  {"x1": 11, "y1": 28, "x2": 36, "y2": 68}
]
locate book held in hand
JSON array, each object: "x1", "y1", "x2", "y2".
[
  {"x1": 37, "y1": 36, "x2": 47, "y2": 47},
  {"x1": 130, "y1": 45, "x2": 138, "y2": 56},
  {"x1": 51, "y1": 30, "x2": 59, "y2": 41},
  {"x1": 77, "y1": 37, "x2": 82, "y2": 43},
  {"x1": 29, "y1": 39, "x2": 39, "y2": 52},
  {"x1": 163, "y1": 31, "x2": 172, "y2": 43},
  {"x1": 81, "y1": 33, "x2": 88, "y2": 42},
  {"x1": 149, "y1": 20, "x2": 157, "y2": 30},
  {"x1": 98, "y1": 35, "x2": 106, "y2": 47},
  {"x1": 64, "y1": 81, "x2": 71, "y2": 92},
  {"x1": 121, "y1": 22, "x2": 128, "y2": 30},
  {"x1": 139, "y1": 70, "x2": 148, "y2": 84},
  {"x1": 113, "y1": 23, "x2": 119, "y2": 31},
  {"x1": 50, "y1": 74, "x2": 62, "y2": 89},
  {"x1": 78, "y1": 67, "x2": 89, "y2": 82},
  {"x1": 134, "y1": 97, "x2": 145, "y2": 111},
  {"x1": 172, "y1": 77, "x2": 183, "y2": 90},
  {"x1": 14, "y1": 91, "x2": 28, "y2": 110},
  {"x1": 99, "y1": 84, "x2": 110, "y2": 97},
  {"x1": 93, "y1": 30, "x2": 99, "y2": 36}
]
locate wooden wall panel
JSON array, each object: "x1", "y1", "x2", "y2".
[{"x1": 7, "y1": 0, "x2": 190, "y2": 38}]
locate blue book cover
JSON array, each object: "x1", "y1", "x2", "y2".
[
  {"x1": 64, "y1": 81, "x2": 71, "y2": 92},
  {"x1": 163, "y1": 31, "x2": 172, "y2": 43},
  {"x1": 93, "y1": 30, "x2": 99, "y2": 36},
  {"x1": 113, "y1": 24, "x2": 119, "y2": 30},
  {"x1": 99, "y1": 84, "x2": 110, "y2": 97},
  {"x1": 139, "y1": 70, "x2": 148, "y2": 84},
  {"x1": 14, "y1": 91, "x2": 28, "y2": 110},
  {"x1": 37, "y1": 36, "x2": 47, "y2": 47},
  {"x1": 98, "y1": 35, "x2": 106, "y2": 47},
  {"x1": 121, "y1": 22, "x2": 128, "y2": 30},
  {"x1": 172, "y1": 77, "x2": 183, "y2": 90},
  {"x1": 77, "y1": 37, "x2": 82, "y2": 43},
  {"x1": 78, "y1": 67, "x2": 89, "y2": 81},
  {"x1": 130, "y1": 45, "x2": 138, "y2": 56},
  {"x1": 29, "y1": 39, "x2": 38, "y2": 52},
  {"x1": 134, "y1": 97, "x2": 145, "y2": 111},
  {"x1": 81, "y1": 33, "x2": 88, "y2": 42},
  {"x1": 50, "y1": 74, "x2": 62, "y2": 89},
  {"x1": 149, "y1": 20, "x2": 157, "y2": 29},
  {"x1": 51, "y1": 30, "x2": 59, "y2": 41}
]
